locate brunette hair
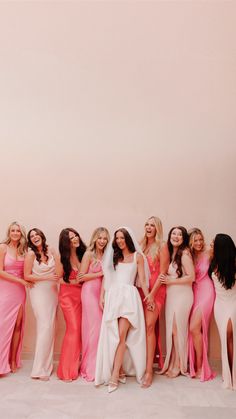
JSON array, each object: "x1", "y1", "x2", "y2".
[
  {"x1": 112, "y1": 228, "x2": 135, "y2": 269},
  {"x1": 208, "y1": 233, "x2": 236, "y2": 290},
  {"x1": 140, "y1": 216, "x2": 164, "y2": 261},
  {"x1": 167, "y1": 226, "x2": 189, "y2": 277},
  {"x1": 3, "y1": 221, "x2": 27, "y2": 256},
  {"x1": 59, "y1": 228, "x2": 86, "y2": 283},
  {"x1": 27, "y1": 228, "x2": 48, "y2": 263}
]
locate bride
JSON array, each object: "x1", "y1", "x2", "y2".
[{"x1": 95, "y1": 227, "x2": 154, "y2": 393}]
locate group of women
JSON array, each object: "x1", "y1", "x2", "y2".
[{"x1": 0, "y1": 218, "x2": 235, "y2": 392}]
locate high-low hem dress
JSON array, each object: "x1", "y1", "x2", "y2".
[
  {"x1": 0, "y1": 252, "x2": 25, "y2": 374},
  {"x1": 188, "y1": 254, "x2": 215, "y2": 381},
  {"x1": 95, "y1": 252, "x2": 146, "y2": 386},
  {"x1": 212, "y1": 272, "x2": 236, "y2": 390},
  {"x1": 160, "y1": 262, "x2": 193, "y2": 376}
]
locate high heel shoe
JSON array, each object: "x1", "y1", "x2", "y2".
[
  {"x1": 118, "y1": 373, "x2": 126, "y2": 384},
  {"x1": 108, "y1": 381, "x2": 118, "y2": 393}
]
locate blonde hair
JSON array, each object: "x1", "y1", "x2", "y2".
[
  {"x1": 140, "y1": 216, "x2": 163, "y2": 261},
  {"x1": 88, "y1": 227, "x2": 110, "y2": 256},
  {"x1": 3, "y1": 221, "x2": 27, "y2": 256},
  {"x1": 188, "y1": 228, "x2": 205, "y2": 256}
]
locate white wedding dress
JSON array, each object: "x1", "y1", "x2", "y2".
[{"x1": 95, "y1": 252, "x2": 146, "y2": 385}]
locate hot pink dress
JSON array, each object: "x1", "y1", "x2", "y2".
[
  {"x1": 57, "y1": 269, "x2": 82, "y2": 381},
  {"x1": 188, "y1": 253, "x2": 216, "y2": 381},
  {"x1": 80, "y1": 260, "x2": 103, "y2": 381},
  {"x1": 0, "y1": 252, "x2": 25, "y2": 374},
  {"x1": 147, "y1": 255, "x2": 166, "y2": 369}
]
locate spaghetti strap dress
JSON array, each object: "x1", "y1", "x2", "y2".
[
  {"x1": 80, "y1": 260, "x2": 103, "y2": 381},
  {"x1": 0, "y1": 252, "x2": 25, "y2": 374},
  {"x1": 212, "y1": 272, "x2": 236, "y2": 390},
  {"x1": 29, "y1": 255, "x2": 58, "y2": 378},
  {"x1": 95, "y1": 252, "x2": 146, "y2": 385},
  {"x1": 188, "y1": 254, "x2": 215, "y2": 381}
]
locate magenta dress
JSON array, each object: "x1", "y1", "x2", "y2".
[
  {"x1": 57, "y1": 269, "x2": 82, "y2": 381},
  {"x1": 80, "y1": 260, "x2": 103, "y2": 381},
  {"x1": 188, "y1": 253, "x2": 216, "y2": 381},
  {"x1": 0, "y1": 252, "x2": 25, "y2": 374}
]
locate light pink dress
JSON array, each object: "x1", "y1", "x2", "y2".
[
  {"x1": 0, "y1": 252, "x2": 25, "y2": 374},
  {"x1": 80, "y1": 260, "x2": 103, "y2": 381},
  {"x1": 188, "y1": 253, "x2": 216, "y2": 381}
]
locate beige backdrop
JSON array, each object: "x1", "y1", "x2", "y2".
[{"x1": 0, "y1": 1, "x2": 235, "y2": 360}]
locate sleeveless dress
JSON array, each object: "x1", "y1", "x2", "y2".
[
  {"x1": 212, "y1": 272, "x2": 236, "y2": 390},
  {"x1": 29, "y1": 255, "x2": 58, "y2": 378},
  {"x1": 57, "y1": 269, "x2": 82, "y2": 380},
  {"x1": 80, "y1": 260, "x2": 103, "y2": 381},
  {"x1": 188, "y1": 254, "x2": 215, "y2": 381},
  {"x1": 95, "y1": 252, "x2": 146, "y2": 385},
  {"x1": 160, "y1": 261, "x2": 193, "y2": 375},
  {"x1": 0, "y1": 252, "x2": 25, "y2": 374}
]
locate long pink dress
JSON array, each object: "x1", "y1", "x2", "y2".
[
  {"x1": 0, "y1": 252, "x2": 25, "y2": 374},
  {"x1": 188, "y1": 253, "x2": 216, "y2": 381},
  {"x1": 57, "y1": 269, "x2": 82, "y2": 381},
  {"x1": 147, "y1": 255, "x2": 166, "y2": 369},
  {"x1": 80, "y1": 260, "x2": 103, "y2": 381}
]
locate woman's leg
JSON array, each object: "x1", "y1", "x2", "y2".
[
  {"x1": 9, "y1": 305, "x2": 23, "y2": 372},
  {"x1": 189, "y1": 309, "x2": 203, "y2": 377},
  {"x1": 226, "y1": 319, "x2": 233, "y2": 373},
  {"x1": 166, "y1": 316, "x2": 180, "y2": 378},
  {"x1": 110, "y1": 318, "x2": 130, "y2": 385},
  {"x1": 142, "y1": 304, "x2": 160, "y2": 387}
]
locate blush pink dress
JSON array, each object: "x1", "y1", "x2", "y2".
[
  {"x1": 188, "y1": 253, "x2": 216, "y2": 381},
  {"x1": 80, "y1": 260, "x2": 103, "y2": 381},
  {"x1": 57, "y1": 269, "x2": 82, "y2": 381},
  {"x1": 0, "y1": 252, "x2": 25, "y2": 374}
]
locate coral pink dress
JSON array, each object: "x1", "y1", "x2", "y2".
[
  {"x1": 57, "y1": 269, "x2": 82, "y2": 380},
  {"x1": 80, "y1": 260, "x2": 103, "y2": 381},
  {"x1": 188, "y1": 253, "x2": 215, "y2": 381},
  {"x1": 0, "y1": 252, "x2": 25, "y2": 374},
  {"x1": 147, "y1": 255, "x2": 166, "y2": 369}
]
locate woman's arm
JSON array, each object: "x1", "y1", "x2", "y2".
[
  {"x1": 148, "y1": 243, "x2": 169, "y2": 298},
  {"x1": 99, "y1": 277, "x2": 105, "y2": 310},
  {"x1": 77, "y1": 251, "x2": 103, "y2": 283},
  {"x1": 160, "y1": 251, "x2": 195, "y2": 285},
  {"x1": 0, "y1": 244, "x2": 34, "y2": 287}
]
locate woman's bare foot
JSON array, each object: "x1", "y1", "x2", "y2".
[
  {"x1": 10, "y1": 362, "x2": 17, "y2": 373},
  {"x1": 39, "y1": 376, "x2": 50, "y2": 381},
  {"x1": 167, "y1": 368, "x2": 180, "y2": 378},
  {"x1": 195, "y1": 369, "x2": 201, "y2": 379},
  {"x1": 141, "y1": 372, "x2": 153, "y2": 388}
]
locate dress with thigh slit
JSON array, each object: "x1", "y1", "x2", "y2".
[
  {"x1": 212, "y1": 272, "x2": 236, "y2": 390},
  {"x1": 188, "y1": 253, "x2": 215, "y2": 381},
  {"x1": 160, "y1": 261, "x2": 193, "y2": 375},
  {"x1": 0, "y1": 252, "x2": 25, "y2": 374}
]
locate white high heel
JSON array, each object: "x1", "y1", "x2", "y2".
[
  {"x1": 118, "y1": 374, "x2": 126, "y2": 384},
  {"x1": 108, "y1": 381, "x2": 118, "y2": 393}
]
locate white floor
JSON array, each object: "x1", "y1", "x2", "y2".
[{"x1": 0, "y1": 361, "x2": 236, "y2": 419}]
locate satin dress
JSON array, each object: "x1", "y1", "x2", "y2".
[
  {"x1": 57, "y1": 269, "x2": 82, "y2": 380},
  {"x1": 95, "y1": 252, "x2": 146, "y2": 385},
  {"x1": 80, "y1": 260, "x2": 103, "y2": 381},
  {"x1": 0, "y1": 252, "x2": 25, "y2": 374},
  {"x1": 29, "y1": 255, "x2": 58, "y2": 378},
  {"x1": 212, "y1": 272, "x2": 236, "y2": 390},
  {"x1": 188, "y1": 254, "x2": 215, "y2": 381}
]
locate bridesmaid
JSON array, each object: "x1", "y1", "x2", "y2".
[
  {"x1": 140, "y1": 216, "x2": 169, "y2": 387},
  {"x1": 188, "y1": 228, "x2": 215, "y2": 381},
  {"x1": 79, "y1": 227, "x2": 110, "y2": 381},
  {"x1": 57, "y1": 228, "x2": 86, "y2": 382},
  {"x1": 24, "y1": 228, "x2": 60, "y2": 380},
  {"x1": 209, "y1": 234, "x2": 236, "y2": 390},
  {"x1": 160, "y1": 226, "x2": 195, "y2": 378},
  {"x1": 0, "y1": 221, "x2": 34, "y2": 375}
]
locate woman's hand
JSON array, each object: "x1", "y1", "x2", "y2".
[
  {"x1": 159, "y1": 273, "x2": 171, "y2": 285},
  {"x1": 99, "y1": 293, "x2": 105, "y2": 311},
  {"x1": 21, "y1": 278, "x2": 35, "y2": 288},
  {"x1": 144, "y1": 293, "x2": 155, "y2": 311}
]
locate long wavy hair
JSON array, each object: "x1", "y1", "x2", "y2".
[
  {"x1": 167, "y1": 226, "x2": 189, "y2": 278},
  {"x1": 59, "y1": 228, "x2": 86, "y2": 283},
  {"x1": 140, "y1": 216, "x2": 163, "y2": 261},
  {"x1": 27, "y1": 228, "x2": 48, "y2": 264},
  {"x1": 3, "y1": 221, "x2": 27, "y2": 256},
  {"x1": 88, "y1": 227, "x2": 110, "y2": 257},
  {"x1": 112, "y1": 228, "x2": 136, "y2": 269},
  {"x1": 208, "y1": 233, "x2": 236, "y2": 290},
  {"x1": 188, "y1": 228, "x2": 205, "y2": 258}
]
